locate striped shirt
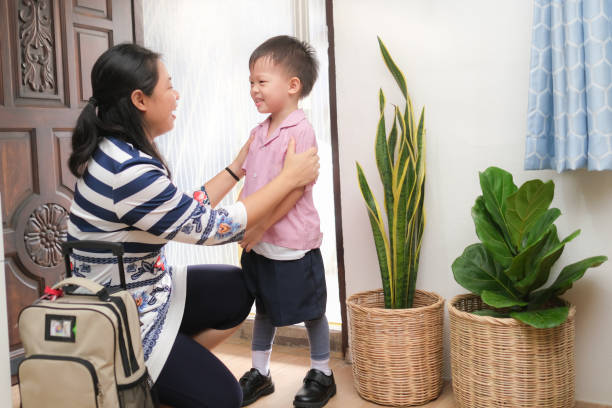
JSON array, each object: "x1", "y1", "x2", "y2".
[{"x1": 67, "y1": 137, "x2": 247, "y2": 381}]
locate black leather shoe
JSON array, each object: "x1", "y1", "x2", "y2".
[
  {"x1": 293, "y1": 369, "x2": 336, "y2": 408},
  {"x1": 239, "y1": 368, "x2": 275, "y2": 407}
]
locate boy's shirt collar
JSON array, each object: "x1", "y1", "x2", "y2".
[{"x1": 257, "y1": 109, "x2": 306, "y2": 146}]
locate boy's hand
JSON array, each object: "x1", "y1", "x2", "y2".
[{"x1": 240, "y1": 224, "x2": 266, "y2": 252}]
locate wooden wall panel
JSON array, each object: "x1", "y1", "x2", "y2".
[
  {"x1": 11, "y1": 0, "x2": 66, "y2": 107},
  {"x1": 74, "y1": 26, "x2": 111, "y2": 104},
  {"x1": 0, "y1": 41, "x2": 4, "y2": 106},
  {"x1": 54, "y1": 130, "x2": 76, "y2": 193},
  {"x1": 74, "y1": 0, "x2": 111, "y2": 19},
  {"x1": 0, "y1": 130, "x2": 37, "y2": 228}
]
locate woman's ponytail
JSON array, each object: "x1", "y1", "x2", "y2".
[
  {"x1": 68, "y1": 101, "x2": 101, "y2": 177},
  {"x1": 68, "y1": 44, "x2": 170, "y2": 180}
]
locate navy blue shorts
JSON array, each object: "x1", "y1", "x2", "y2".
[{"x1": 241, "y1": 248, "x2": 326, "y2": 327}]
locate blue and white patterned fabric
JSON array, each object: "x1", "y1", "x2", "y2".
[
  {"x1": 525, "y1": 0, "x2": 612, "y2": 171},
  {"x1": 67, "y1": 137, "x2": 247, "y2": 381}
]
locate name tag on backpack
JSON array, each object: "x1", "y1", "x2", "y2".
[{"x1": 45, "y1": 315, "x2": 76, "y2": 343}]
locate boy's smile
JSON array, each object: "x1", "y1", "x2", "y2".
[{"x1": 249, "y1": 56, "x2": 298, "y2": 119}]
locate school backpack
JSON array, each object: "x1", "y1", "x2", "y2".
[{"x1": 17, "y1": 240, "x2": 157, "y2": 408}]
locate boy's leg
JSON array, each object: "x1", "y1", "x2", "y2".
[
  {"x1": 305, "y1": 315, "x2": 331, "y2": 375},
  {"x1": 251, "y1": 313, "x2": 276, "y2": 375},
  {"x1": 239, "y1": 312, "x2": 276, "y2": 406},
  {"x1": 294, "y1": 315, "x2": 336, "y2": 408}
]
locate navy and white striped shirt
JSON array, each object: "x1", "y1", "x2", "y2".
[{"x1": 67, "y1": 136, "x2": 247, "y2": 380}]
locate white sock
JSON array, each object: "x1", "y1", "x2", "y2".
[
  {"x1": 311, "y1": 358, "x2": 331, "y2": 376},
  {"x1": 252, "y1": 349, "x2": 272, "y2": 376}
]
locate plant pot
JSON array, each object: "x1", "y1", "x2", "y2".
[
  {"x1": 347, "y1": 289, "x2": 444, "y2": 406},
  {"x1": 448, "y1": 294, "x2": 576, "y2": 408}
]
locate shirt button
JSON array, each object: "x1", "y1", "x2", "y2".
[{"x1": 253, "y1": 173, "x2": 257, "y2": 178}]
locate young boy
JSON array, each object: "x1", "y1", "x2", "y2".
[{"x1": 238, "y1": 35, "x2": 335, "y2": 408}]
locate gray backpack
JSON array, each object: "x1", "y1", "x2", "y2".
[{"x1": 17, "y1": 241, "x2": 157, "y2": 408}]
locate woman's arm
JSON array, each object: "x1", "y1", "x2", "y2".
[
  {"x1": 114, "y1": 138, "x2": 318, "y2": 247},
  {"x1": 240, "y1": 187, "x2": 304, "y2": 251},
  {"x1": 203, "y1": 136, "x2": 253, "y2": 207}
]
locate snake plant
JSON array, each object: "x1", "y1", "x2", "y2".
[
  {"x1": 356, "y1": 37, "x2": 425, "y2": 309},
  {"x1": 452, "y1": 166, "x2": 607, "y2": 328}
]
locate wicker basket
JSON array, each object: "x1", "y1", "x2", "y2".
[
  {"x1": 449, "y1": 294, "x2": 576, "y2": 408},
  {"x1": 347, "y1": 289, "x2": 444, "y2": 406}
]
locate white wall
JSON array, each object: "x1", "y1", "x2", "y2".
[{"x1": 334, "y1": 0, "x2": 612, "y2": 405}]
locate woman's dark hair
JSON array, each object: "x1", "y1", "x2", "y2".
[{"x1": 69, "y1": 43, "x2": 171, "y2": 177}]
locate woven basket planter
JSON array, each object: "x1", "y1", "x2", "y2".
[
  {"x1": 347, "y1": 289, "x2": 444, "y2": 406},
  {"x1": 449, "y1": 294, "x2": 576, "y2": 408}
]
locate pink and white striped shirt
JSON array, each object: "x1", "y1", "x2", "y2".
[{"x1": 241, "y1": 109, "x2": 322, "y2": 251}]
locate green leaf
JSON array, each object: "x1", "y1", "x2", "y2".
[
  {"x1": 551, "y1": 255, "x2": 608, "y2": 296},
  {"x1": 379, "y1": 88, "x2": 385, "y2": 114},
  {"x1": 472, "y1": 196, "x2": 514, "y2": 268},
  {"x1": 504, "y1": 228, "x2": 555, "y2": 283},
  {"x1": 515, "y1": 229, "x2": 580, "y2": 294},
  {"x1": 392, "y1": 141, "x2": 413, "y2": 308},
  {"x1": 388, "y1": 112, "x2": 398, "y2": 166},
  {"x1": 375, "y1": 110, "x2": 394, "y2": 254},
  {"x1": 356, "y1": 162, "x2": 392, "y2": 308},
  {"x1": 510, "y1": 306, "x2": 569, "y2": 328},
  {"x1": 378, "y1": 36, "x2": 407, "y2": 100},
  {"x1": 505, "y1": 180, "x2": 554, "y2": 249},
  {"x1": 481, "y1": 290, "x2": 527, "y2": 308},
  {"x1": 530, "y1": 256, "x2": 608, "y2": 307},
  {"x1": 478, "y1": 167, "x2": 517, "y2": 249},
  {"x1": 523, "y1": 208, "x2": 561, "y2": 248},
  {"x1": 473, "y1": 309, "x2": 510, "y2": 318},
  {"x1": 452, "y1": 243, "x2": 518, "y2": 299}
]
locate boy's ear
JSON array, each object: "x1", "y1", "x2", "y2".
[
  {"x1": 288, "y1": 77, "x2": 301, "y2": 96},
  {"x1": 131, "y1": 89, "x2": 147, "y2": 112}
]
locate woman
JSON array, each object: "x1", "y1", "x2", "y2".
[{"x1": 67, "y1": 43, "x2": 319, "y2": 408}]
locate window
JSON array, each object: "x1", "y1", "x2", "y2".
[{"x1": 143, "y1": 0, "x2": 340, "y2": 325}]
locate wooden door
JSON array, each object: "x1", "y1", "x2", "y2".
[{"x1": 0, "y1": 0, "x2": 142, "y2": 376}]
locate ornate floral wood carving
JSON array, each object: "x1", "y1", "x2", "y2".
[
  {"x1": 24, "y1": 203, "x2": 67, "y2": 267},
  {"x1": 19, "y1": 0, "x2": 56, "y2": 92}
]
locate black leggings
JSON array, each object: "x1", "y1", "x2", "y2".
[{"x1": 152, "y1": 264, "x2": 254, "y2": 408}]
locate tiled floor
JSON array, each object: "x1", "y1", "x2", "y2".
[
  {"x1": 11, "y1": 339, "x2": 455, "y2": 408},
  {"x1": 218, "y1": 339, "x2": 455, "y2": 408},
  {"x1": 11, "y1": 339, "x2": 610, "y2": 407}
]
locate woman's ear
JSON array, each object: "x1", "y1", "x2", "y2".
[
  {"x1": 288, "y1": 77, "x2": 301, "y2": 96},
  {"x1": 131, "y1": 89, "x2": 147, "y2": 112}
]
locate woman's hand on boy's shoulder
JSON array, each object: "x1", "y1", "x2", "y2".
[{"x1": 231, "y1": 134, "x2": 255, "y2": 177}]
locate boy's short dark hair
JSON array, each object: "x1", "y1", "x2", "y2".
[{"x1": 249, "y1": 35, "x2": 319, "y2": 98}]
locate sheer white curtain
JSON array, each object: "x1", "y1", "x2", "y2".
[{"x1": 143, "y1": 0, "x2": 339, "y2": 324}]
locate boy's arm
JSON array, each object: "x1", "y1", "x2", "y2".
[{"x1": 240, "y1": 187, "x2": 304, "y2": 252}]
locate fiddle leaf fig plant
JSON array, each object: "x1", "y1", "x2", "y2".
[
  {"x1": 452, "y1": 166, "x2": 607, "y2": 328},
  {"x1": 356, "y1": 37, "x2": 425, "y2": 309}
]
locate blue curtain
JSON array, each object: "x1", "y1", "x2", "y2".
[{"x1": 525, "y1": 0, "x2": 612, "y2": 171}]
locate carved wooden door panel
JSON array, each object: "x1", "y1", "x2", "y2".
[{"x1": 0, "y1": 0, "x2": 142, "y2": 376}]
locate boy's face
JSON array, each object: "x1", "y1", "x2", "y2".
[{"x1": 249, "y1": 57, "x2": 296, "y2": 115}]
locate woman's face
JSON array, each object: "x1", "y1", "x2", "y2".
[{"x1": 142, "y1": 60, "x2": 180, "y2": 138}]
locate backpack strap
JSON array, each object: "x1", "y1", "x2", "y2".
[{"x1": 53, "y1": 277, "x2": 110, "y2": 300}]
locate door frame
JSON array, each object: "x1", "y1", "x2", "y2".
[{"x1": 324, "y1": 0, "x2": 348, "y2": 357}]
